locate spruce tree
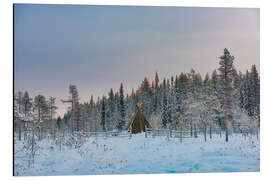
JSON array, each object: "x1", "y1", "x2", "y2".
[
  {"x1": 34, "y1": 95, "x2": 49, "y2": 122},
  {"x1": 161, "y1": 89, "x2": 168, "y2": 128},
  {"x1": 118, "y1": 83, "x2": 126, "y2": 130},
  {"x1": 101, "y1": 97, "x2": 106, "y2": 131},
  {"x1": 34, "y1": 94, "x2": 49, "y2": 139},
  {"x1": 17, "y1": 91, "x2": 23, "y2": 113},
  {"x1": 189, "y1": 69, "x2": 196, "y2": 97},
  {"x1": 73, "y1": 103, "x2": 80, "y2": 131},
  {"x1": 107, "y1": 89, "x2": 115, "y2": 130},
  {"x1": 211, "y1": 69, "x2": 219, "y2": 95},
  {"x1": 243, "y1": 71, "x2": 252, "y2": 116},
  {"x1": 160, "y1": 78, "x2": 172, "y2": 128},
  {"x1": 22, "y1": 91, "x2": 32, "y2": 117},
  {"x1": 250, "y1": 65, "x2": 260, "y2": 116},
  {"x1": 218, "y1": 48, "x2": 235, "y2": 142},
  {"x1": 141, "y1": 77, "x2": 152, "y2": 119}
]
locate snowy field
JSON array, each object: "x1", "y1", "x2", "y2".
[{"x1": 14, "y1": 133, "x2": 260, "y2": 176}]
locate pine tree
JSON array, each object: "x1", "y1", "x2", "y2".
[
  {"x1": 14, "y1": 92, "x2": 24, "y2": 141},
  {"x1": 17, "y1": 91, "x2": 23, "y2": 113},
  {"x1": 107, "y1": 89, "x2": 115, "y2": 130},
  {"x1": 232, "y1": 68, "x2": 241, "y2": 90},
  {"x1": 34, "y1": 95, "x2": 49, "y2": 122},
  {"x1": 218, "y1": 48, "x2": 235, "y2": 142},
  {"x1": 74, "y1": 103, "x2": 81, "y2": 131},
  {"x1": 69, "y1": 85, "x2": 79, "y2": 132},
  {"x1": 160, "y1": 78, "x2": 172, "y2": 128},
  {"x1": 211, "y1": 69, "x2": 219, "y2": 94},
  {"x1": 243, "y1": 71, "x2": 252, "y2": 116},
  {"x1": 48, "y1": 97, "x2": 58, "y2": 136},
  {"x1": 249, "y1": 65, "x2": 260, "y2": 116},
  {"x1": 152, "y1": 72, "x2": 160, "y2": 113},
  {"x1": 174, "y1": 75, "x2": 180, "y2": 113},
  {"x1": 101, "y1": 97, "x2": 106, "y2": 131},
  {"x1": 161, "y1": 89, "x2": 169, "y2": 128},
  {"x1": 236, "y1": 71, "x2": 245, "y2": 109},
  {"x1": 239, "y1": 79, "x2": 245, "y2": 109},
  {"x1": 140, "y1": 77, "x2": 152, "y2": 119},
  {"x1": 189, "y1": 69, "x2": 196, "y2": 97},
  {"x1": 48, "y1": 97, "x2": 58, "y2": 121},
  {"x1": 61, "y1": 85, "x2": 80, "y2": 132},
  {"x1": 118, "y1": 83, "x2": 125, "y2": 130},
  {"x1": 169, "y1": 76, "x2": 176, "y2": 122},
  {"x1": 33, "y1": 95, "x2": 49, "y2": 139},
  {"x1": 194, "y1": 73, "x2": 203, "y2": 97},
  {"x1": 22, "y1": 91, "x2": 32, "y2": 117}
]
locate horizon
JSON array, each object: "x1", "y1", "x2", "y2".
[{"x1": 14, "y1": 4, "x2": 260, "y2": 116}]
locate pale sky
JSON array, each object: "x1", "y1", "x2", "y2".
[{"x1": 14, "y1": 4, "x2": 260, "y2": 116}]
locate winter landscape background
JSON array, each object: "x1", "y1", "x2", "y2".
[{"x1": 14, "y1": 4, "x2": 260, "y2": 176}]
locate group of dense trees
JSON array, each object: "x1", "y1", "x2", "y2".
[
  {"x1": 14, "y1": 49, "x2": 260, "y2": 142},
  {"x1": 14, "y1": 91, "x2": 59, "y2": 140}
]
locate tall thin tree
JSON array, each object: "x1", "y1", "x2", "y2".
[{"x1": 218, "y1": 48, "x2": 235, "y2": 142}]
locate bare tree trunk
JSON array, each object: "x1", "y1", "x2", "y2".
[
  {"x1": 38, "y1": 106, "x2": 41, "y2": 140},
  {"x1": 209, "y1": 125, "x2": 212, "y2": 139},
  {"x1": 180, "y1": 126, "x2": 183, "y2": 143},
  {"x1": 194, "y1": 124, "x2": 197, "y2": 138},
  {"x1": 224, "y1": 83, "x2": 229, "y2": 142},
  {"x1": 204, "y1": 124, "x2": 207, "y2": 142},
  {"x1": 31, "y1": 129, "x2": 35, "y2": 156},
  {"x1": 71, "y1": 99, "x2": 74, "y2": 133},
  {"x1": 18, "y1": 122, "x2": 21, "y2": 141},
  {"x1": 225, "y1": 111, "x2": 229, "y2": 142},
  {"x1": 190, "y1": 122, "x2": 193, "y2": 137}
]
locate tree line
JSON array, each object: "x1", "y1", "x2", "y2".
[{"x1": 14, "y1": 49, "x2": 260, "y2": 142}]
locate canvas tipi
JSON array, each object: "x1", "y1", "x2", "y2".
[{"x1": 127, "y1": 103, "x2": 152, "y2": 134}]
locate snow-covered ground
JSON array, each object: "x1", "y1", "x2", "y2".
[{"x1": 14, "y1": 133, "x2": 260, "y2": 176}]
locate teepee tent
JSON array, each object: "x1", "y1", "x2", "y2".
[{"x1": 127, "y1": 103, "x2": 152, "y2": 134}]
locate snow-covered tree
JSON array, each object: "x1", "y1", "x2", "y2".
[
  {"x1": 48, "y1": 97, "x2": 58, "y2": 137},
  {"x1": 22, "y1": 91, "x2": 32, "y2": 117},
  {"x1": 140, "y1": 77, "x2": 152, "y2": 119},
  {"x1": 48, "y1": 97, "x2": 58, "y2": 121},
  {"x1": 33, "y1": 95, "x2": 49, "y2": 139},
  {"x1": 211, "y1": 69, "x2": 219, "y2": 95},
  {"x1": 118, "y1": 83, "x2": 126, "y2": 130},
  {"x1": 33, "y1": 95, "x2": 49, "y2": 122},
  {"x1": 62, "y1": 85, "x2": 80, "y2": 132},
  {"x1": 249, "y1": 65, "x2": 260, "y2": 116},
  {"x1": 101, "y1": 96, "x2": 106, "y2": 131},
  {"x1": 218, "y1": 48, "x2": 235, "y2": 142}
]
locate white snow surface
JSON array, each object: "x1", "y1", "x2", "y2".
[{"x1": 14, "y1": 133, "x2": 260, "y2": 176}]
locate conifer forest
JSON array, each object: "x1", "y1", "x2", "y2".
[{"x1": 14, "y1": 48, "x2": 260, "y2": 176}]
